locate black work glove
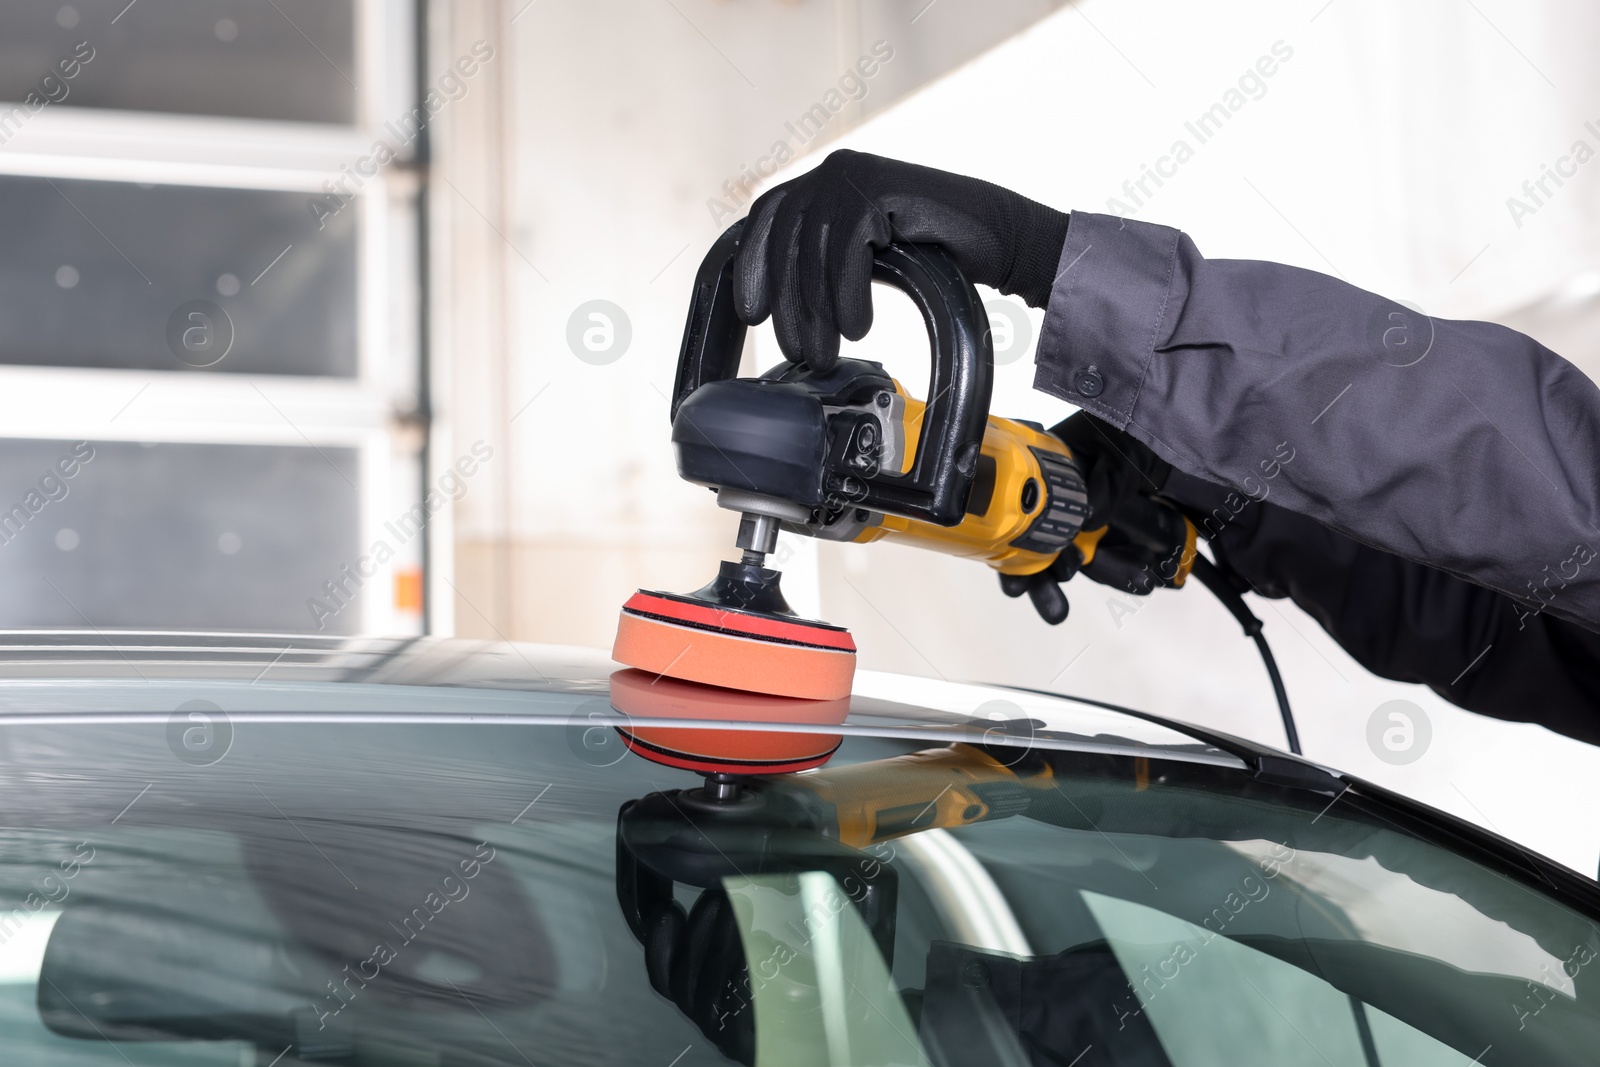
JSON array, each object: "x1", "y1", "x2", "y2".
[
  {"x1": 732, "y1": 149, "x2": 1070, "y2": 370},
  {"x1": 1001, "y1": 413, "x2": 1194, "y2": 624},
  {"x1": 637, "y1": 883, "x2": 755, "y2": 1064}
]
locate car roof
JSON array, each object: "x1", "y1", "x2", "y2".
[{"x1": 0, "y1": 630, "x2": 1248, "y2": 769}]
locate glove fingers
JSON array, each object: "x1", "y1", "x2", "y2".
[
  {"x1": 1026, "y1": 577, "x2": 1070, "y2": 625},
  {"x1": 642, "y1": 900, "x2": 686, "y2": 1000},
  {"x1": 672, "y1": 888, "x2": 734, "y2": 1016},
  {"x1": 733, "y1": 187, "x2": 785, "y2": 326},
  {"x1": 1045, "y1": 549, "x2": 1081, "y2": 583},
  {"x1": 999, "y1": 571, "x2": 1070, "y2": 624},
  {"x1": 831, "y1": 214, "x2": 882, "y2": 342},
  {"x1": 998, "y1": 573, "x2": 1031, "y2": 598},
  {"x1": 796, "y1": 218, "x2": 841, "y2": 370},
  {"x1": 1082, "y1": 550, "x2": 1159, "y2": 595},
  {"x1": 768, "y1": 210, "x2": 809, "y2": 364}
]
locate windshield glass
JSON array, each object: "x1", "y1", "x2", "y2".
[{"x1": 1, "y1": 699, "x2": 1595, "y2": 1066}]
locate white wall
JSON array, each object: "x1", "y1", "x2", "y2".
[
  {"x1": 762, "y1": 0, "x2": 1600, "y2": 874},
  {"x1": 445, "y1": 0, "x2": 1065, "y2": 644},
  {"x1": 448, "y1": 0, "x2": 1600, "y2": 873}
]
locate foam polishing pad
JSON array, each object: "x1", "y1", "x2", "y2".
[
  {"x1": 612, "y1": 590, "x2": 856, "y2": 700},
  {"x1": 608, "y1": 668, "x2": 848, "y2": 774}
]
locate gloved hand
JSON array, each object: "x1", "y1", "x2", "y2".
[
  {"x1": 732, "y1": 150, "x2": 1070, "y2": 370},
  {"x1": 1001, "y1": 413, "x2": 1196, "y2": 624},
  {"x1": 637, "y1": 884, "x2": 754, "y2": 1065}
]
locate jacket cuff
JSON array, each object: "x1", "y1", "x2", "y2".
[{"x1": 1033, "y1": 211, "x2": 1184, "y2": 430}]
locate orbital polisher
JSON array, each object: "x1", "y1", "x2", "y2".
[{"x1": 610, "y1": 220, "x2": 1158, "y2": 771}]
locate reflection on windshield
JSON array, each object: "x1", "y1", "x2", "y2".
[
  {"x1": 0, "y1": 719, "x2": 1595, "y2": 1066},
  {"x1": 1081, "y1": 890, "x2": 1482, "y2": 1067},
  {"x1": 731, "y1": 872, "x2": 925, "y2": 1066},
  {"x1": 1225, "y1": 839, "x2": 1580, "y2": 996}
]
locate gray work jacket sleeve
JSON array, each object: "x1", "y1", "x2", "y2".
[{"x1": 1034, "y1": 211, "x2": 1600, "y2": 633}]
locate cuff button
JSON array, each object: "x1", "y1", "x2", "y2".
[{"x1": 1072, "y1": 366, "x2": 1104, "y2": 398}]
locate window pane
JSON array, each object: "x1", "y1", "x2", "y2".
[
  {"x1": 0, "y1": 175, "x2": 357, "y2": 377},
  {"x1": 0, "y1": 439, "x2": 361, "y2": 632},
  {"x1": 0, "y1": 0, "x2": 356, "y2": 124}
]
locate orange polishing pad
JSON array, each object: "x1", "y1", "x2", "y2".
[
  {"x1": 608, "y1": 668, "x2": 848, "y2": 774},
  {"x1": 613, "y1": 590, "x2": 856, "y2": 700}
]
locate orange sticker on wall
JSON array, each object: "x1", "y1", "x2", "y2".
[{"x1": 394, "y1": 568, "x2": 423, "y2": 612}]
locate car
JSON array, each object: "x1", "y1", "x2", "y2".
[{"x1": 0, "y1": 631, "x2": 1594, "y2": 1066}]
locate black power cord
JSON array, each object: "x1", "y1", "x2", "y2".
[{"x1": 1187, "y1": 553, "x2": 1301, "y2": 755}]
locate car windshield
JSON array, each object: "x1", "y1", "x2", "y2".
[{"x1": 1, "y1": 693, "x2": 1596, "y2": 1067}]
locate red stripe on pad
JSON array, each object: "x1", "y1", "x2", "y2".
[
  {"x1": 618, "y1": 729, "x2": 839, "y2": 774},
  {"x1": 623, "y1": 592, "x2": 857, "y2": 652}
]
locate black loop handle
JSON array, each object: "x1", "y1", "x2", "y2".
[
  {"x1": 672, "y1": 219, "x2": 994, "y2": 527},
  {"x1": 671, "y1": 219, "x2": 754, "y2": 421}
]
